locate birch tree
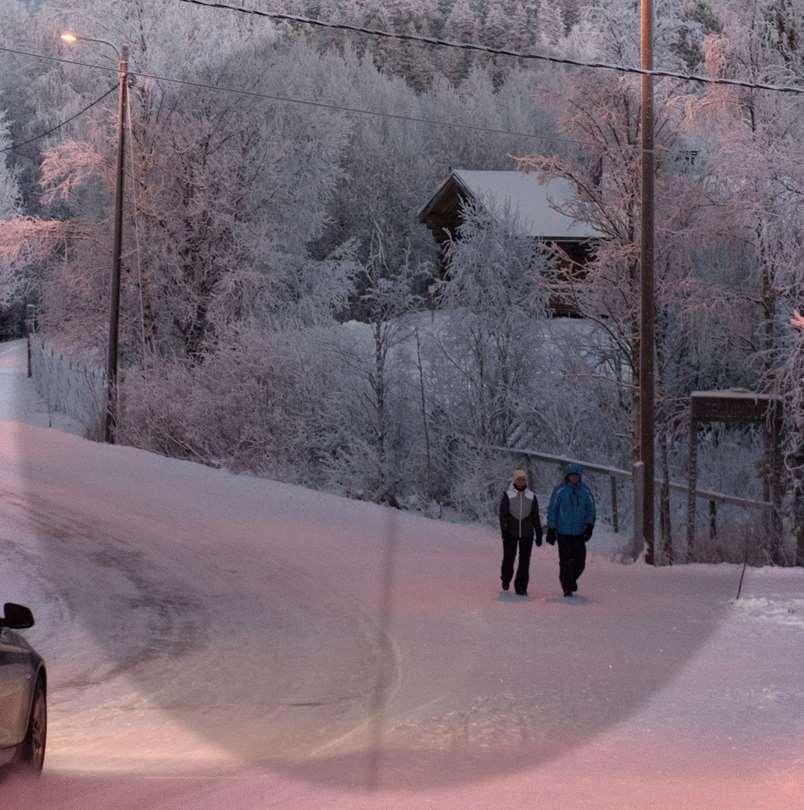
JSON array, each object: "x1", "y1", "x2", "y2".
[
  {"x1": 332, "y1": 225, "x2": 422, "y2": 503},
  {"x1": 436, "y1": 200, "x2": 549, "y2": 450}
]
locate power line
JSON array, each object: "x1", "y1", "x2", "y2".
[
  {"x1": 0, "y1": 45, "x2": 119, "y2": 76},
  {"x1": 0, "y1": 44, "x2": 624, "y2": 151},
  {"x1": 0, "y1": 85, "x2": 118, "y2": 154},
  {"x1": 175, "y1": 0, "x2": 804, "y2": 97}
]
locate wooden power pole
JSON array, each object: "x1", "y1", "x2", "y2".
[
  {"x1": 640, "y1": 1, "x2": 656, "y2": 564},
  {"x1": 104, "y1": 45, "x2": 129, "y2": 444}
]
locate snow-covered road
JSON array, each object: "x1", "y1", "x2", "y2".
[{"x1": 0, "y1": 340, "x2": 802, "y2": 808}]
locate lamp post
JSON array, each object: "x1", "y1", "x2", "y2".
[
  {"x1": 60, "y1": 33, "x2": 128, "y2": 444},
  {"x1": 639, "y1": 2, "x2": 656, "y2": 565}
]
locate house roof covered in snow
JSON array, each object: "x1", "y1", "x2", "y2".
[
  {"x1": 691, "y1": 389, "x2": 782, "y2": 401},
  {"x1": 419, "y1": 170, "x2": 602, "y2": 242}
]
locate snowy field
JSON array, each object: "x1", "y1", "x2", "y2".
[{"x1": 0, "y1": 339, "x2": 802, "y2": 809}]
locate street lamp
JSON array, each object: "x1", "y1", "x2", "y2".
[
  {"x1": 60, "y1": 32, "x2": 129, "y2": 444},
  {"x1": 60, "y1": 32, "x2": 120, "y2": 60}
]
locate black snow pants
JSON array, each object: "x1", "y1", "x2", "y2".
[
  {"x1": 501, "y1": 536, "x2": 533, "y2": 593},
  {"x1": 557, "y1": 534, "x2": 586, "y2": 593}
]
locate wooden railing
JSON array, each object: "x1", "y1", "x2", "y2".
[{"x1": 490, "y1": 445, "x2": 772, "y2": 548}]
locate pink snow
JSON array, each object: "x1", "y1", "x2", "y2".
[{"x1": 0, "y1": 340, "x2": 801, "y2": 809}]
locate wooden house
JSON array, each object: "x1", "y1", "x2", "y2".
[{"x1": 418, "y1": 170, "x2": 601, "y2": 316}]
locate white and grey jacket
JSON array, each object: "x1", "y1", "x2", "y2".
[{"x1": 499, "y1": 487, "x2": 543, "y2": 544}]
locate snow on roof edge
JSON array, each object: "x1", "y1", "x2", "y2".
[{"x1": 419, "y1": 169, "x2": 602, "y2": 240}]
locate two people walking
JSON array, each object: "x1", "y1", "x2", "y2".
[{"x1": 499, "y1": 463, "x2": 596, "y2": 598}]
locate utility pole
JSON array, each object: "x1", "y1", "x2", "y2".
[
  {"x1": 59, "y1": 33, "x2": 129, "y2": 443},
  {"x1": 640, "y1": 1, "x2": 656, "y2": 564},
  {"x1": 104, "y1": 44, "x2": 129, "y2": 444}
]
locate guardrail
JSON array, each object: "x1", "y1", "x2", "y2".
[{"x1": 490, "y1": 444, "x2": 772, "y2": 547}]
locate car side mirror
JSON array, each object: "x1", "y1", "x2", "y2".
[{"x1": 1, "y1": 603, "x2": 34, "y2": 629}]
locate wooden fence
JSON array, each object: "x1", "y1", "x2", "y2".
[{"x1": 491, "y1": 444, "x2": 772, "y2": 555}]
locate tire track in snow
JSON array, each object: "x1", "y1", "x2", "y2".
[{"x1": 0, "y1": 449, "x2": 401, "y2": 770}]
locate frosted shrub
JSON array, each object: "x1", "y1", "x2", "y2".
[
  {"x1": 689, "y1": 520, "x2": 781, "y2": 567},
  {"x1": 446, "y1": 449, "x2": 517, "y2": 522},
  {"x1": 119, "y1": 326, "x2": 341, "y2": 480}
]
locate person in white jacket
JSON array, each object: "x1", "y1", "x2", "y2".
[{"x1": 498, "y1": 469, "x2": 543, "y2": 596}]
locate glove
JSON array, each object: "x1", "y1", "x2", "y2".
[
  {"x1": 535, "y1": 534, "x2": 543, "y2": 548},
  {"x1": 546, "y1": 528, "x2": 557, "y2": 545},
  {"x1": 583, "y1": 524, "x2": 594, "y2": 542}
]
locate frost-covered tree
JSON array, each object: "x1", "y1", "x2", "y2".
[
  {"x1": 444, "y1": 0, "x2": 479, "y2": 82},
  {"x1": 436, "y1": 200, "x2": 550, "y2": 449},
  {"x1": 329, "y1": 225, "x2": 423, "y2": 502},
  {"x1": 0, "y1": 112, "x2": 21, "y2": 219},
  {"x1": 415, "y1": 198, "x2": 556, "y2": 513},
  {"x1": 0, "y1": 0, "x2": 55, "y2": 211},
  {"x1": 681, "y1": 0, "x2": 804, "y2": 560},
  {"x1": 27, "y1": 2, "x2": 352, "y2": 361},
  {"x1": 538, "y1": 0, "x2": 567, "y2": 47},
  {"x1": 0, "y1": 107, "x2": 27, "y2": 330},
  {"x1": 314, "y1": 58, "x2": 558, "y2": 293}
]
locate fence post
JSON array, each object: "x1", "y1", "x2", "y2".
[
  {"x1": 687, "y1": 415, "x2": 699, "y2": 562},
  {"x1": 25, "y1": 307, "x2": 35, "y2": 378},
  {"x1": 610, "y1": 474, "x2": 619, "y2": 534},
  {"x1": 632, "y1": 461, "x2": 644, "y2": 561},
  {"x1": 709, "y1": 498, "x2": 717, "y2": 542}
]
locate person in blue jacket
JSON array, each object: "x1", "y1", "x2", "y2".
[{"x1": 546, "y1": 462, "x2": 596, "y2": 597}]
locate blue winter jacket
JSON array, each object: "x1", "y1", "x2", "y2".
[{"x1": 547, "y1": 463, "x2": 596, "y2": 536}]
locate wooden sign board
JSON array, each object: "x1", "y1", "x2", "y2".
[
  {"x1": 690, "y1": 390, "x2": 782, "y2": 424},
  {"x1": 687, "y1": 389, "x2": 784, "y2": 563}
]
